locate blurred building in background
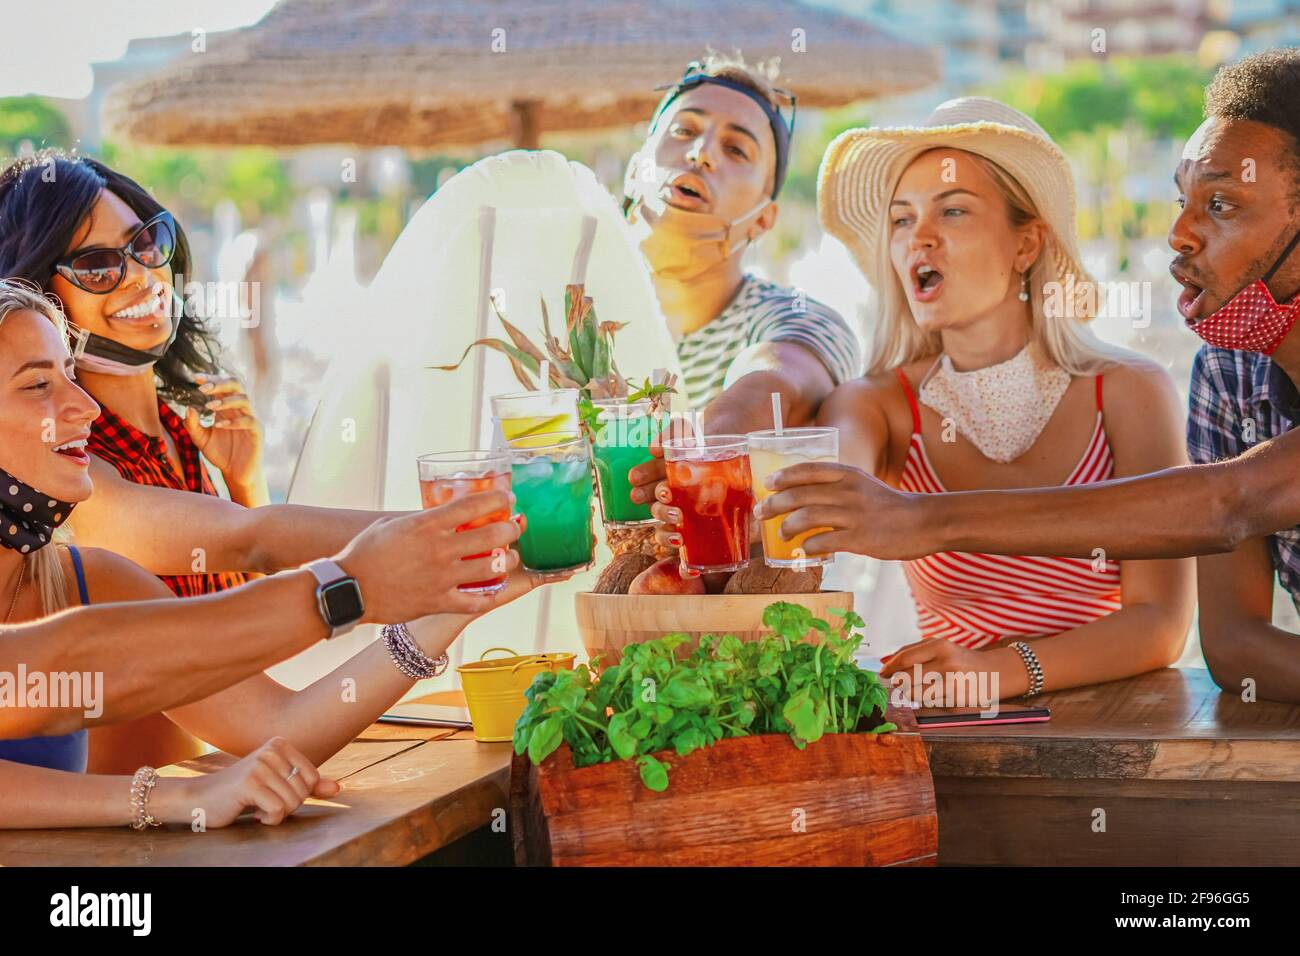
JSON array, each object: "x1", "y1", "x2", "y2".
[{"x1": 826, "y1": 0, "x2": 1038, "y2": 91}]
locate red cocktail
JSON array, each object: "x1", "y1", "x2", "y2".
[
  {"x1": 663, "y1": 435, "x2": 753, "y2": 573},
  {"x1": 417, "y1": 451, "x2": 513, "y2": 593}
]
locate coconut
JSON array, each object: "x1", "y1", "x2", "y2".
[
  {"x1": 591, "y1": 551, "x2": 658, "y2": 594},
  {"x1": 723, "y1": 562, "x2": 824, "y2": 595}
]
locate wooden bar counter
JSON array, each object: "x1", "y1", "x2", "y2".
[
  {"x1": 923, "y1": 666, "x2": 1300, "y2": 866},
  {"x1": 0, "y1": 667, "x2": 1296, "y2": 866}
]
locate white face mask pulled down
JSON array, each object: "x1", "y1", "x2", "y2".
[
  {"x1": 918, "y1": 342, "x2": 1071, "y2": 464},
  {"x1": 624, "y1": 163, "x2": 771, "y2": 281}
]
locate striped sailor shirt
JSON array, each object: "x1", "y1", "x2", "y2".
[{"x1": 674, "y1": 274, "x2": 861, "y2": 410}]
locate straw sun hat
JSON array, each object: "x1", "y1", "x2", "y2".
[{"x1": 817, "y1": 96, "x2": 1096, "y2": 317}]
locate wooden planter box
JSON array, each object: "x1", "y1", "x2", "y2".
[{"x1": 509, "y1": 705, "x2": 937, "y2": 866}]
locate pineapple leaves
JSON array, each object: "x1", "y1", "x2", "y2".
[
  {"x1": 431, "y1": 337, "x2": 538, "y2": 391},
  {"x1": 565, "y1": 284, "x2": 599, "y2": 381},
  {"x1": 436, "y1": 283, "x2": 637, "y2": 406},
  {"x1": 540, "y1": 294, "x2": 587, "y2": 386}
]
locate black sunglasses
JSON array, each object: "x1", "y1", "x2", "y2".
[{"x1": 53, "y1": 210, "x2": 177, "y2": 295}]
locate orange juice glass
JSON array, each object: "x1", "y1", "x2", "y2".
[{"x1": 747, "y1": 427, "x2": 838, "y2": 569}]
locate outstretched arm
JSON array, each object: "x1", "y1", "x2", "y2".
[
  {"x1": 1, "y1": 492, "x2": 521, "y2": 739},
  {"x1": 1, "y1": 567, "x2": 329, "y2": 738},
  {"x1": 70, "y1": 456, "x2": 404, "y2": 576},
  {"x1": 702, "y1": 340, "x2": 838, "y2": 434},
  {"x1": 760, "y1": 426, "x2": 1300, "y2": 562},
  {"x1": 166, "y1": 570, "x2": 546, "y2": 765}
]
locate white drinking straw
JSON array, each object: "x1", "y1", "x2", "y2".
[
  {"x1": 469, "y1": 206, "x2": 496, "y2": 450},
  {"x1": 771, "y1": 392, "x2": 784, "y2": 437},
  {"x1": 693, "y1": 409, "x2": 706, "y2": 449},
  {"x1": 538, "y1": 359, "x2": 551, "y2": 391}
]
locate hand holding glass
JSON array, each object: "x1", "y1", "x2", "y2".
[
  {"x1": 748, "y1": 427, "x2": 839, "y2": 568},
  {"x1": 417, "y1": 451, "x2": 513, "y2": 594}
]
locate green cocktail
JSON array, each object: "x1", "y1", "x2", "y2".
[
  {"x1": 509, "y1": 432, "x2": 595, "y2": 576},
  {"x1": 591, "y1": 399, "x2": 659, "y2": 526}
]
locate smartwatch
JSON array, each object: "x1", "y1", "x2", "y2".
[{"x1": 304, "y1": 559, "x2": 365, "y2": 639}]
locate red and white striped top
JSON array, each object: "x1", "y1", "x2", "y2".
[{"x1": 896, "y1": 369, "x2": 1122, "y2": 649}]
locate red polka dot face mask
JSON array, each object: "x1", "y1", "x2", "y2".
[{"x1": 1186, "y1": 231, "x2": 1300, "y2": 355}]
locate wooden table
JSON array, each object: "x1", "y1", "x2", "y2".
[
  {"x1": 2, "y1": 668, "x2": 1297, "y2": 866},
  {"x1": 0, "y1": 709, "x2": 516, "y2": 867},
  {"x1": 923, "y1": 667, "x2": 1300, "y2": 865}
]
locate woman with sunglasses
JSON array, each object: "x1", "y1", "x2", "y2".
[{"x1": 0, "y1": 151, "x2": 414, "y2": 773}]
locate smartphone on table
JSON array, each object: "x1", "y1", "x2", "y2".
[{"x1": 914, "y1": 707, "x2": 1050, "y2": 728}]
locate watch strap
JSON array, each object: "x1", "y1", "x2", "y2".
[
  {"x1": 304, "y1": 559, "x2": 363, "y2": 639},
  {"x1": 305, "y1": 559, "x2": 349, "y2": 590}
]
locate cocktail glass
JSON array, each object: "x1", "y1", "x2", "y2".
[
  {"x1": 508, "y1": 432, "x2": 595, "y2": 577},
  {"x1": 591, "y1": 398, "x2": 660, "y2": 527},
  {"x1": 747, "y1": 427, "x2": 839, "y2": 569},
  {"x1": 417, "y1": 450, "x2": 512, "y2": 594},
  {"x1": 490, "y1": 389, "x2": 580, "y2": 449},
  {"x1": 662, "y1": 434, "x2": 753, "y2": 574}
]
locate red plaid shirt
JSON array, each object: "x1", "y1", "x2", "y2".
[{"x1": 87, "y1": 400, "x2": 249, "y2": 598}]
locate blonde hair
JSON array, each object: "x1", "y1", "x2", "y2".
[
  {"x1": 865, "y1": 149, "x2": 1123, "y2": 377},
  {"x1": 0, "y1": 278, "x2": 73, "y2": 616}
]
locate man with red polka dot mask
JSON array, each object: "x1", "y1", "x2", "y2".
[
  {"x1": 1179, "y1": 229, "x2": 1300, "y2": 354},
  {"x1": 760, "y1": 49, "x2": 1300, "y2": 703}
]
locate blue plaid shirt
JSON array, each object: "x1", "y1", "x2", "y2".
[{"x1": 1187, "y1": 344, "x2": 1300, "y2": 609}]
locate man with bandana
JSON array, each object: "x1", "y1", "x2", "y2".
[
  {"x1": 623, "y1": 54, "x2": 861, "y2": 533},
  {"x1": 758, "y1": 49, "x2": 1300, "y2": 703}
]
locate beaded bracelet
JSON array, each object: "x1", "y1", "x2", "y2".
[
  {"x1": 128, "y1": 766, "x2": 162, "y2": 830},
  {"x1": 1008, "y1": 641, "x2": 1045, "y2": 697},
  {"x1": 382, "y1": 623, "x2": 450, "y2": 680}
]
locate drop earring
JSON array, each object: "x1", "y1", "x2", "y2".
[{"x1": 1018, "y1": 271, "x2": 1030, "y2": 302}]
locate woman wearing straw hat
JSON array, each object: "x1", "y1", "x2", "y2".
[{"x1": 769, "y1": 97, "x2": 1195, "y2": 701}]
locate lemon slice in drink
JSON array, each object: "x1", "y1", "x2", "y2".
[{"x1": 501, "y1": 414, "x2": 578, "y2": 448}]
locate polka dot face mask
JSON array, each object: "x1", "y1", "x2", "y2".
[
  {"x1": 1187, "y1": 231, "x2": 1300, "y2": 355},
  {"x1": 0, "y1": 472, "x2": 75, "y2": 554}
]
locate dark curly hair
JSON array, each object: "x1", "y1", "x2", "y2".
[
  {"x1": 0, "y1": 149, "x2": 224, "y2": 408},
  {"x1": 1205, "y1": 47, "x2": 1300, "y2": 204}
]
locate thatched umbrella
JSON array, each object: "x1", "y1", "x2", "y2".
[{"x1": 104, "y1": 0, "x2": 940, "y2": 148}]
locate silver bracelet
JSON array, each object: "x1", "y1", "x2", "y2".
[
  {"x1": 128, "y1": 766, "x2": 162, "y2": 830},
  {"x1": 1008, "y1": 641, "x2": 1045, "y2": 697},
  {"x1": 381, "y1": 623, "x2": 449, "y2": 680}
]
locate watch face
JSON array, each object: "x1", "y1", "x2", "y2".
[{"x1": 320, "y1": 579, "x2": 364, "y2": 627}]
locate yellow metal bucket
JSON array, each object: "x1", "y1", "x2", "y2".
[{"x1": 457, "y1": 647, "x2": 576, "y2": 742}]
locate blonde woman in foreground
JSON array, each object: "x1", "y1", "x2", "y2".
[{"x1": 761, "y1": 98, "x2": 1194, "y2": 701}]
